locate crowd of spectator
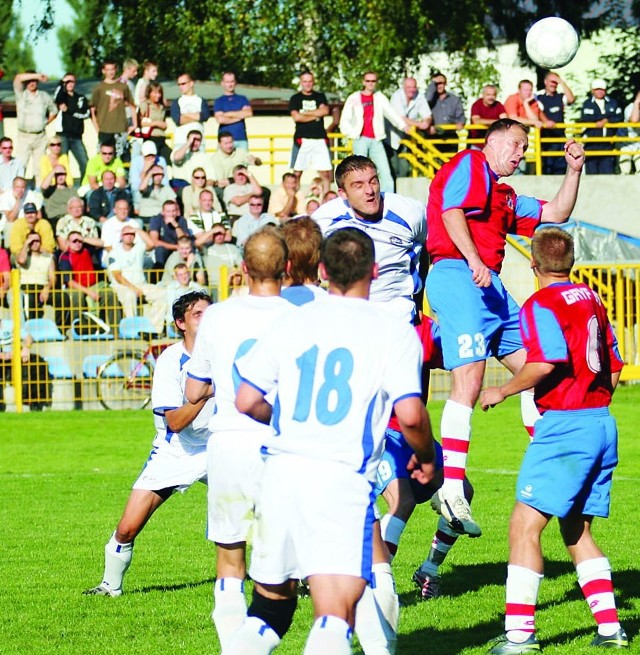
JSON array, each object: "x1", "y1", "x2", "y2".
[
  {"x1": 0, "y1": 61, "x2": 344, "y2": 342},
  {"x1": 2, "y1": 60, "x2": 640, "y2": 344}
]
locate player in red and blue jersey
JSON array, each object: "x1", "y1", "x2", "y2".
[
  {"x1": 480, "y1": 228, "x2": 627, "y2": 653},
  {"x1": 425, "y1": 118, "x2": 586, "y2": 537}
]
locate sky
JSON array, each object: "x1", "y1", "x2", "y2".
[{"x1": 18, "y1": 0, "x2": 74, "y2": 78}]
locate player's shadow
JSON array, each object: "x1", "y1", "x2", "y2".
[
  {"x1": 399, "y1": 563, "x2": 639, "y2": 653},
  {"x1": 400, "y1": 559, "x2": 577, "y2": 608},
  {"x1": 134, "y1": 577, "x2": 215, "y2": 594}
]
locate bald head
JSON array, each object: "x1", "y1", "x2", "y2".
[{"x1": 243, "y1": 226, "x2": 288, "y2": 282}]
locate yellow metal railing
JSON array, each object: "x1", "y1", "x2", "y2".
[
  {"x1": 397, "y1": 122, "x2": 640, "y2": 179},
  {"x1": 3, "y1": 267, "x2": 232, "y2": 412}
]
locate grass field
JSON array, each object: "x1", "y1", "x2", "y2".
[{"x1": 2, "y1": 387, "x2": 640, "y2": 654}]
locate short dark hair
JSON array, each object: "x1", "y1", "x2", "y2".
[
  {"x1": 335, "y1": 155, "x2": 377, "y2": 189},
  {"x1": 321, "y1": 228, "x2": 374, "y2": 292},
  {"x1": 486, "y1": 118, "x2": 529, "y2": 140},
  {"x1": 217, "y1": 130, "x2": 233, "y2": 142},
  {"x1": 531, "y1": 227, "x2": 574, "y2": 274},
  {"x1": 172, "y1": 290, "x2": 212, "y2": 330}
]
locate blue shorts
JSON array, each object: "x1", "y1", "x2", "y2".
[
  {"x1": 516, "y1": 408, "x2": 618, "y2": 518},
  {"x1": 426, "y1": 260, "x2": 523, "y2": 370},
  {"x1": 375, "y1": 428, "x2": 444, "y2": 503}
]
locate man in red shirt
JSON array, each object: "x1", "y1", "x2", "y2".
[
  {"x1": 469, "y1": 84, "x2": 507, "y2": 143},
  {"x1": 58, "y1": 230, "x2": 121, "y2": 332},
  {"x1": 480, "y1": 228, "x2": 627, "y2": 653}
]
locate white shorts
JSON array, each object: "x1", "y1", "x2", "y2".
[
  {"x1": 249, "y1": 454, "x2": 376, "y2": 585},
  {"x1": 206, "y1": 430, "x2": 265, "y2": 544},
  {"x1": 293, "y1": 138, "x2": 332, "y2": 172},
  {"x1": 133, "y1": 436, "x2": 208, "y2": 492}
]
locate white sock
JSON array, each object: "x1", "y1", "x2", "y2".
[
  {"x1": 223, "y1": 616, "x2": 280, "y2": 655},
  {"x1": 304, "y1": 615, "x2": 352, "y2": 655},
  {"x1": 505, "y1": 564, "x2": 543, "y2": 643},
  {"x1": 379, "y1": 515, "x2": 406, "y2": 561},
  {"x1": 520, "y1": 390, "x2": 541, "y2": 441},
  {"x1": 103, "y1": 532, "x2": 133, "y2": 591},
  {"x1": 440, "y1": 400, "x2": 472, "y2": 497},
  {"x1": 213, "y1": 577, "x2": 248, "y2": 651},
  {"x1": 372, "y1": 563, "x2": 399, "y2": 654},
  {"x1": 355, "y1": 565, "x2": 398, "y2": 655}
]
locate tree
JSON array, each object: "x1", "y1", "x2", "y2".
[
  {"x1": 34, "y1": 0, "x2": 640, "y2": 96},
  {"x1": 0, "y1": 4, "x2": 37, "y2": 77}
]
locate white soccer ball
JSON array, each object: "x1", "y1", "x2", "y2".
[{"x1": 525, "y1": 17, "x2": 579, "y2": 69}]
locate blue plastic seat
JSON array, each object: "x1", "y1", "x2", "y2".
[
  {"x1": 44, "y1": 356, "x2": 74, "y2": 379},
  {"x1": 82, "y1": 354, "x2": 122, "y2": 378},
  {"x1": 24, "y1": 318, "x2": 65, "y2": 342},
  {"x1": 69, "y1": 317, "x2": 114, "y2": 341},
  {"x1": 119, "y1": 316, "x2": 160, "y2": 340}
]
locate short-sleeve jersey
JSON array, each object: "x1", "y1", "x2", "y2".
[
  {"x1": 427, "y1": 149, "x2": 543, "y2": 273},
  {"x1": 520, "y1": 281, "x2": 624, "y2": 413},
  {"x1": 236, "y1": 294, "x2": 423, "y2": 482},
  {"x1": 289, "y1": 91, "x2": 329, "y2": 140},
  {"x1": 187, "y1": 294, "x2": 289, "y2": 432},
  {"x1": 312, "y1": 194, "x2": 426, "y2": 305},
  {"x1": 152, "y1": 341, "x2": 215, "y2": 447}
]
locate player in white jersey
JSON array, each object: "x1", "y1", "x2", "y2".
[
  {"x1": 312, "y1": 155, "x2": 427, "y2": 323},
  {"x1": 227, "y1": 228, "x2": 435, "y2": 655},
  {"x1": 83, "y1": 291, "x2": 214, "y2": 597},
  {"x1": 281, "y1": 215, "x2": 400, "y2": 655},
  {"x1": 185, "y1": 227, "x2": 290, "y2": 651}
]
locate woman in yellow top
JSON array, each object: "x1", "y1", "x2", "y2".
[{"x1": 40, "y1": 136, "x2": 73, "y2": 188}]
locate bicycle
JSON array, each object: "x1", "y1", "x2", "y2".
[{"x1": 96, "y1": 337, "x2": 172, "y2": 410}]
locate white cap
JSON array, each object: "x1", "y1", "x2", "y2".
[
  {"x1": 141, "y1": 141, "x2": 157, "y2": 156},
  {"x1": 591, "y1": 78, "x2": 607, "y2": 90}
]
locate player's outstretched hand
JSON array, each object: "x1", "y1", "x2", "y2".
[
  {"x1": 407, "y1": 454, "x2": 436, "y2": 485},
  {"x1": 479, "y1": 387, "x2": 505, "y2": 411},
  {"x1": 564, "y1": 139, "x2": 585, "y2": 172}
]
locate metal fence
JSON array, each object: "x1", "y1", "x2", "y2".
[{"x1": 1, "y1": 267, "x2": 231, "y2": 412}]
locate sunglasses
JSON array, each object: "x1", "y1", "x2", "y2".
[
  {"x1": 50, "y1": 142, "x2": 62, "y2": 147},
  {"x1": 193, "y1": 175, "x2": 206, "y2": 180},
  {"x1": 101, "y1": 151, "x2": 114, "y2": 156}
]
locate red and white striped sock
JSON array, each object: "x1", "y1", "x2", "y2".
[
  {"x1": 440, "y1": 400, "x2": 472, "y2": 497},
  {"x1": 504, "y1": 564, "x2": 543, "y2": 643},
  {"x1": 577, "y1": 557, "x2": 621, "y2": 636}
]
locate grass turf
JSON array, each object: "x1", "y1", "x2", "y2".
[{"x1": 2, "y1": 387, "x2": 639, "y2": 654}]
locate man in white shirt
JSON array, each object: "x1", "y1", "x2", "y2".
[
  {"x1": 107, "y1": 223, "x2": 167, "y2": 332},
  {"x1": 340, "y1": 72, "x2": 409, "y2": 192}
]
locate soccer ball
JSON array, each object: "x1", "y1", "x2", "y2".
[{"x1": 525, "y1": 17, "x2": 579, "y2": 69}]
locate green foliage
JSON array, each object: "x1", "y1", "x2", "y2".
[
  {"x1": 1, "y1": 390, "x2": 639, "y2": 654},
  {"x1": 0, "y1": 8, "x2": 36, "y2": 76},
  {"x1": 595, "y1": 28, "x2": 640, "y2": 105}
]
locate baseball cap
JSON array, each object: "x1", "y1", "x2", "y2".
[
  {"x1": 23, "y1": 202, "x2": 37, "y2": 214},
  {"x1": 120, "y1": 225, "x2": 136, "y2": 237},
  {"x1": 53, "y1": 165, "x2": 67, "y2": 175},
  {"x1": 141, "y1": 141, "x2": 157, "y2": 156},
  {"x1": 592, "y1": 78, "x2": 607, "y2": 90}
]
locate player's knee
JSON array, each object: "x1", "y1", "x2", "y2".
[{"x1": 247, "y1": 589, "x2": 297, "y2": 639}]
